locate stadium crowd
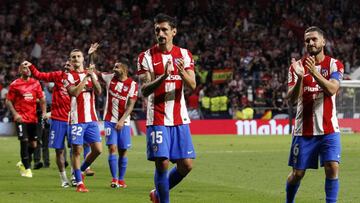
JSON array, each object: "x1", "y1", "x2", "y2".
[{"x1": 1, "y1": 0, "x2": 360, "y2": 121}]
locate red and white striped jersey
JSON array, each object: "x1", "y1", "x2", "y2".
[
  {"x1": 63, "y1": 71, "x2": 98, "y2": 124},
  {"x1": 137, "y1": 45, "x2": 194, "y2": 126},
  {"x1": 29, "y1": 65, "x2": 70, "y2": 122},
  {"x1": 288, "y1": 55, "x2": 344, "y2": 136},
  {"x1": 101, "y1": 73, "x2": 138, "y2": 125}
]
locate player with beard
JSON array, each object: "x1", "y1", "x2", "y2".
[
  {"x1": 23, "y1": 60, "x2": 73, "y2": 187},
  {"x1": 286, "y1": 26, "x2": 344, "y2": 203},
  {"x1": 101, "y1": 62, "x2": 138, "y2": 189},
  {"x1": 88, "y1": 43, "x2": 138, "y2": 188},
  {"x1": 63, "y1": 49, "x2": 102, "y2": 192},
  {"x1": 137, "y1": 13, "x2": 196, "y2": 203},
  {"x1": 6, "y1": 63, "x2": 47, "y2": 178}
]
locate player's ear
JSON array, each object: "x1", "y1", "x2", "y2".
[{"x1": 172, "y1": 28, "x2": 177, "y2": 37}]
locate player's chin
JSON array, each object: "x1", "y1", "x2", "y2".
[
  {"x1": 308, "y1": 48, "x2": 321, "y2": 55},
  {"x1": 157, "y1": 39, "x2": 166, "y2": 44}
]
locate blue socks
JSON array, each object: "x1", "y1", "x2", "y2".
[
  {"x1": 83, "y1": 144, "x2": 90, "y2": 159},
  {"x1": 153, "y1": 167, "x2": 185, "y2": 202},
  {"x1": 286, "y1": 178, "x2": 339, "y2": 203},
  {"x1": 155, "y1": 169, "x2": 169, "y2": 203},
  {"x1": 118, "y1": 157, "x2": 128, "y2": 180},
  {"x1": 286, "y1": 182, "x2": 300, "y2": 203},
  {"x1": 325, "y1": 178, "x2": 339, "y2": 203},
  {"x1": 168, "y1": 167, "x2": 184, "y2": 189},
  {"x1": 108, "y1": 154, "x2": 117, "y2": 179},
  {"x1": 80, "y1": 161, "x2": 91, "y2": 172},
  {"x1": 74, "y1": 169, "x2": 82, "y2": 183}
]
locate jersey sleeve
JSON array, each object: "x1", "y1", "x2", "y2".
[
  {"x1": 129, "y1": 82, "x2": 138, "y2": 100},
  {"x1": 183, "y1": 49, "x2": 195, "y2": 71},
  {"x1": 63, "y1": 72, "x2": 75, "y2": 89},
  {"x1": 288, "y1": 64, "x2": 298, "y2": 87},
  {"x1": 137, "y1": 51, "x2": 151, "y2": 75},
  {"x1": 6, "y1": 84, "x2": 15, "y2": 101},
  {"x1": 29, "y1": 65, "x2": 62, "y2": 82},
  {"x1": 330, "y1": 59, "x2": 344, "y2": 81}
]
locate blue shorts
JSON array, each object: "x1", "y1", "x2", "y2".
[
  {"x1": 70, "y1": 122, "x2": 101, "y2": 145},
  {"x1": 288, "y1": 132, "x2": 341, "y2": 169},
  {"x1": 146, "y1": 124, "x2": 196, "y2": 162},
  {"x1": 104, "y1": 121, "x2": 131, "y2": 149},
  {"x1": 49, "y1": 119, "x2": 70, "y2": 149}
]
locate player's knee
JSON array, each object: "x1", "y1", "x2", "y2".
[
  {"x1": 73, "y1": 150, "x2": 81, "y2": 156},
  {"x1": 324, "y1": 162, "x2": 339, "y2": 179},
  {"x1": 93, "y1": 146, "x2": 102, "y2": 156},
  {"x1": 155, "y1": 158, "x2": 170, "y2": 170},
  {"x1": 178, "y1": 160, "x2": 193, "y2": 175},
  {"x1": 55, "y1": 149, "x2": 64, "y2": 154},
  {"x1": 72, "y1": 147, "x2": 82, "y2": 156},
  {"x1": 184, "y1": 162, "x2": 193, "y2": 172},
  {"x1": 118, "y1": 149, "x2": 127, "y2": 157},
  {"x1": 108, "y1": 145, "x2": 117, "y2": 154},
  {"x1": 292, "y1": 170, "x2": 305, "y2": 180}
]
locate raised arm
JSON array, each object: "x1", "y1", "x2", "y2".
[
  {"x1": 87, "y1": 64, "x2": 102, "y2": 95},
  {"x1": 88, "y1": 42, "x2": 99, "y2": 65},
  {"x1": 22, "y1": 61, "x2": 60, "y2": 82}
]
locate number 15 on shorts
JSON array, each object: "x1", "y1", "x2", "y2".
[{"x1": 151, "y1": 131, "x2": 163, "y2": 144}]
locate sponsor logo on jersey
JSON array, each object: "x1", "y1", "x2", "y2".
[
  {"x1": 304, "y1": 85, "x2": 321, "y2": 92},
  {"x1": 109, "y1": 89, "x2": 127, "y2": 101},
  {"x1": 155, "y1": 74, "x2": 182, "y2": 81},
  {"x1": 166, "y1": 75, "x2": 182, "y2": 81},
  {"x1": 23, "y1": 93, "x2": 34, "y2": 101}
]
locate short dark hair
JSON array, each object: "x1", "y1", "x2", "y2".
[
  {"x1": 70, "y1": 49, "x2": 83, "y2": 55},
  {"x1": 305, "y1": 26, "x2": 325, "y2": 38},
  {"x1": 154, "y1": 13, "x2": 177, "y2": 28}
]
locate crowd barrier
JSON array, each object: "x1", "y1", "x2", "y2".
[
  {"x1": 1, "y1": 119, "x2": 359, "y2": 137},
  {"x1": 135, "y1": 119, "x2": 360, "y2": 136}
]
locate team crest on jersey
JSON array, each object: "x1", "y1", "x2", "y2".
[
  {"x1": 123, "y1": 86, "x2": 129, "y2": 92},
  {"x1": 321, "y1": 69, "x2": 329, "y2": 77},
  {"x1": 62, "y1": 79, "x2": 69, "y2": 87}
]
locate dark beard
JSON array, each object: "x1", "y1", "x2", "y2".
[{"x1": 307, "y1": 46, "x2": 323, "y2": 56}]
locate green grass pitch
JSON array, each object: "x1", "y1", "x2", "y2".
[{"x1": 0, "y1": 134, "x2": 360, "y2": 203}]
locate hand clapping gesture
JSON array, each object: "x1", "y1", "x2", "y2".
[{"x1": 291, "y1": 58, "x2": 304, "y2": 78}]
